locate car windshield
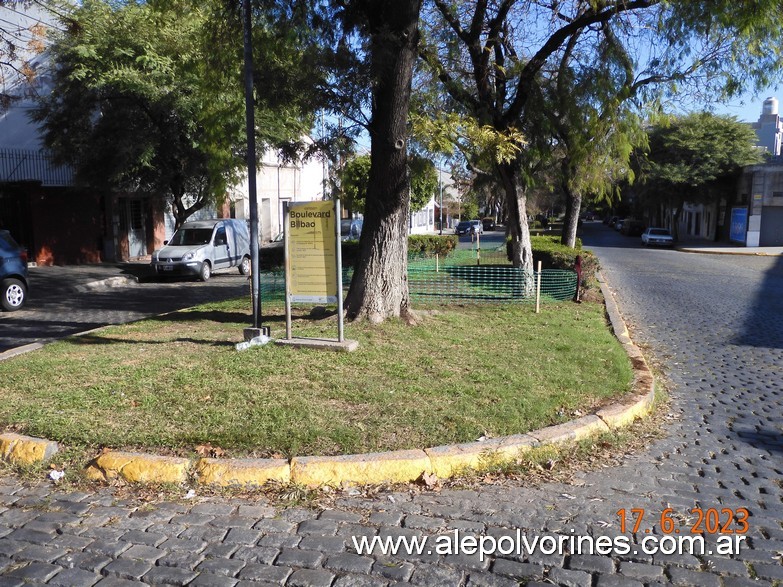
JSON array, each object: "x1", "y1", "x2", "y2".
[
  {"x1": 649, "y1": 229, "x2": 671, "y2": 236},
  {"x1": 168, "y1": 228, "x2": 213, "y2": 246},
  {"x1": 457, "y1": 221, "x2": 471, "y2": 229}
]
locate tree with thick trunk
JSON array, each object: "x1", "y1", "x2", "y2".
[{"x1": 344, "y1": 0, "x2": 422, "y2": 323}]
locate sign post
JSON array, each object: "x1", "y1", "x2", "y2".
[{"x1": 278, "y1": 200, "x2": 357, "y2": 352}]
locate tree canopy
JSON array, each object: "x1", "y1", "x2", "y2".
[{"x1": 32, "y1": 0, "x2": 314, "y2": 227}]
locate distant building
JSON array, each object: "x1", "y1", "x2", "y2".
[{"x1": 752, "y1": 97, "x2": 783, "y2": 156}]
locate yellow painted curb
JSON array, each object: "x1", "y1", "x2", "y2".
[
  {"x1": 291, "y1": 449, "x2": 431, "y2": 488},
  {"x1": 1, "y1": 271, "x2": 657, "y2": 489},
  {"x1": 85, "y1": 451, "x2": 190, "y2": 484},
  {"x1": 195, "y1": 457, "x2": 290, "y2": 487},
  {"x1": 425, "y1": 434, "x2": 538, "y2": 478},
  {"x1": 0, "y1": 433, "x2": 58, "y2": 465}
]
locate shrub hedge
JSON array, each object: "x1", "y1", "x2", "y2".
[
  {"x1": 260, "y1": 235, "x2": 459, "y2": 269},
  {"x1": 507, "y1": 235, "x2": 599, "y2": 287}
]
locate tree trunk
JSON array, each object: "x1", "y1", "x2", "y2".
[
  {"x1": 498, "y1": 161, "x2": 533, "y2": 273},
  {"x1": 560, "y1": 179, "x2": 582, "y2": 248},
  {"x1": 344, "y1": 0, "x2": 422, "y2": 324}
]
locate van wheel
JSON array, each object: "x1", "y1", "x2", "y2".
[
  {"x1": 199, "y1": 261, "x2": 212, "y2": 282},
  {"x1": 239, "y1": 256, "x2": 251, "y2": 276},
  {"x1": 1, "y1": 278, "x2": 26, "y2": 311}
]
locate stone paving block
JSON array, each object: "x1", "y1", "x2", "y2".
[
  {"x1": 368, "y1": 512, "x2": 404, "y2": 527},
  {"x1": 179, "y1": 525, "x2": 228, "y2": 543},
  {"x1": 222, "y1": 527, "x2": 262, "y2": 545},
  {"x1": 93, "y1": 577, "x2": 149, "y2": 587},
  {"x1": 237, "y1": 562, "x2": 292, "y2": 584},
  {"x1": 3, "y1": 560, "x2": 61, "y2": 582},
  {"x1": 319, "y1": 511, "x2": 364, "y2": 524},
  {"x1": 142, "y1": 565, "x2": 199, "y2": 586},
  {"x1": 297, "y1": 519, "x2": 340, "y2": 536},
  {"x1": 5, "y1": 528, "x2": 54, "y2": 545},
  {"x1": 298, "y1": 535, "x2": 347, "y2": 554},
  {"x1": 617, "y1": 561, "x2": 664, "y2": 581},
  {"x1": 547, "y1": 566, "x2": 593, "y2": 587},
  {"x1": 489, "y1": 558, "x2": 544, "y2": 581},
  {"x1": 102, "y1": 557, "x2": 154, "y2": 581},
  {"x1": 465, "y1": 571, "x2": 520, "y2": 587},
  {"x1": 13, "y1": 543, "x2": 68, "y2": 564},
  {"x1": 157, "y1": 550, "x2": 206, "y2": 571},
  {"x1": 201, "y1": 543, "x2": 239, "y2": 560},
  {"x1": 371, "y1": 559, "x2": 415, "y2": 582},
  {"x1": 752, "y1": 562, "x2": 783, "y2": 581},
  {"x1": 0, "y1": 576, "x2": 25, "y2": 587},
  {"x1": 231, "y1": 545, "x2": 279, "y2": 565},
  {"x1": 595, "y1": 576, "x2": 644, "y2": 587},
  {"x1": 667, "y1": 566, "x2": 722, "y2": 586},
  {"x1": 58, "y1": 551, "x2": 113, "y2": 573},
  {"x1": 259, "y1": 532, "x2": 302, "y2": 549},
  {"x1": 188, "y1": 572, "x2": 239, "y2": 587},
  {"x1": 48, "y1": 533, "x2": 93, "y2": 551},
  {"x1": 402, "y1": 515, "x2": 445, "y2": 532},
  {"x1": 332, "y1": 573, "x2": 389, "y2": 587},
  {"x1": 407, "y1": 562, "x2": 464, "y2": 586},
  {"x1": 286, "y1": 568, "x2": 336, "y2": 587},
  {"x1": 119, "y1": 530, "x2": 167, "y2": 547},
  {"x1": 195, "y1": 557, "x2": 246, "y2": 577},
  {"x1": 441, "y1": 551, "x2": 491, "y2": 572},
  {"x1": 567, "y1": 554, "x2": 615, "y2": 574},
  {"x1": 274, "y1": 547, "x2": 324, "y2": 569},
  {"x1": 47, "y1": 566, "x2": 102, "y2": 587},
  {"x1": 159, "y1": 536, "x2": 208, "y2": 553},
  {"x1": 324, "y1": 552, "x2": 374, "y2": 574},
  {"x1": 253, "y1": 518, "x2": 298, "y2": 533}
]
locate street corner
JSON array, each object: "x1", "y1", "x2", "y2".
[
  {"x1": 291, "y1": 449, "x2": 432, "y2": 488},
  {"x1": 84, "y1": 450, "x2": 190, "y2": 484},
  {"x1": 0, "y1": 432, "x2": 58, "y2": 465}
]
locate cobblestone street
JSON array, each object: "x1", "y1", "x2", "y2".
[{"x1": 1, "y1": 224, "x2": 782, "y2": 586}]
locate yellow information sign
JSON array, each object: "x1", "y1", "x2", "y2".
[{"x1": 287, "y1": 200, "x2": 337, "y2": 303}]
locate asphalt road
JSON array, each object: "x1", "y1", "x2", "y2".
[
  {"x1": 1, "y1": 223, "x2": 783, "y2": 586},
  {"x1": 0, "y1": 271, "x2": 250, "y2": 353}
]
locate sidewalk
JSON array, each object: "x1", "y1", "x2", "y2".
[
  {"x1": 27, "y1": 261, "x2": 151, "y2": 293},
  {"x1": 675, "y1": 238, "x2": 783, "y2": 256}
]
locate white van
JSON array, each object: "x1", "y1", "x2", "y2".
[{"x1": 150, "y1": 219, "x2": 251, "y2": 281}]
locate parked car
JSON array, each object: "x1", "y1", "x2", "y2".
[
  {"x1": 614, "y1": 219, "x2": 625, "y2": 232},
  {"x1": 150, "y1": 218, "x2": 251, "y2": 281},
  {"x1": 641, "y1": 227, "x2": 675, "y2": 247},
  {"x1": 340, "y1": 218, "x2": 363, "y2": 241},
  {"x1": 621, "y1": 219, "x2": 645, "y2": 237},
  {"x1": 455, "y1": 219, "x2": 483, "y2": 235},
  {"x1": 0, "y1": 230, "x2": 28, "y2": 311},
  {"x1": 482, "y1": 217, "x2": 496, "y2": 231}
]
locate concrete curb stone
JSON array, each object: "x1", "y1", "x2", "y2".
[{"x1": 1, "y1": 271, "x2": 656, "y2": 487}]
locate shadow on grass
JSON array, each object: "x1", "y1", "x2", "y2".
[{"x1": 60, "y1": 333, "x2": 237, "y2": 348}]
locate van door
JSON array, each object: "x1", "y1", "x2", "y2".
[{"x1": 212, "y1": 224, "x2": 231, "y2": 269}]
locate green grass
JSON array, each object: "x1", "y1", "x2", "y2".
[{"x1": 0, "y1": 299, "x2": 633, "y2": 458}]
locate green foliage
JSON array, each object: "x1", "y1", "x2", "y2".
[
  {"x1": 643, "y1": 113, "x2": 761, "y2": 189},
  {"x1": 32, "y1": 0, "x2": 313, "y2": 226},
  {"x1": 506, "y1": 235, "x2": 599, "y2": 286},
  {"x1": 339, "y1": 154, "x2": 371, "y2": 214},
  {"x1": 408, "y1": 235, "x2": 458, "y2": 257},
  {"x1": 338, "y1": 153, "x2": 440, "y2": 214}
]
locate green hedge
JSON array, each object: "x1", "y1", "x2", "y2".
[
  {"x1": 507, "y1": 235, "x2": 599, "y2": 287},
  {"x1": 408, "y1": 234, "x2": 458, "y2": 257},
  {"x1": 260, "y1": 236, "x2": 457, "y2": 269}
]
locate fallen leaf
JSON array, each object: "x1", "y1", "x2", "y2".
[
  {"x1": 416, "y1": 472, "x2": 440, "y2": 490},
  {"x1": 195, "y1": 443, "x2": 226, "y2": 458}
]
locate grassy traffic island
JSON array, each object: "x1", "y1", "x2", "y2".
[{"x1": 0, "y1": 297, "x2": 634, "y2": 465}]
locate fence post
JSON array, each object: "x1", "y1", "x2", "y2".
[
  {"x1": 436, "y1": 253, "x2": 439, "y2": 273},
  {"x1": 476, "y1": 231, "x2": 481, "y2": 266},
  {"x1": 535, "y1": 261, "x2": 542, "y2": 314}
]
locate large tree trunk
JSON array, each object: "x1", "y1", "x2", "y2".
[
  {"x1": 344, "y1": 0, "x2": 422, "y2": 324},
  {"x1": 560, "y1": 183, "x2": 582, "y2": 248},
  {"x1": 498, "y1": 161, "x2": 533, "y2": 273}
]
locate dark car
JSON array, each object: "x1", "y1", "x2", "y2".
[{"x1": 0, "y1": 230, "x2": 29, "y2": 311}]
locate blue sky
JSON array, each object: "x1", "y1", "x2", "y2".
[{"x1": 706, "y1": 87, "x2": 781, "y2": 123}]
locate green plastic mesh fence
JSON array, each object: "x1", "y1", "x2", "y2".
[{"x1": 261, "y1": 261, "x2": 577, "y2": 305}]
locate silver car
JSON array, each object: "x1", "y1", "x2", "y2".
[
  {"x1": 150, "y1": 219, "x2": 251, "y2": 281},
  {"x1": 641, "y1": 227, "x2": 674, "y2": 247}
]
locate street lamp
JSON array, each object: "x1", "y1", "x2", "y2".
[{"x1": 438, "y1": 164, "x2": 443, "y2": 235}]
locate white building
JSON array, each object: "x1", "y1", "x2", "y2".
[
  {"x1": 231, "y1": 142, "x2": 327, "y2": 243},
  {"x1": 752, "y1": 97, "x2": 783, "y2": 156}
]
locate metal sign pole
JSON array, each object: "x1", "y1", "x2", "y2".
[
  {"x1": 284, "y1": 202, "x2": 292, "y2": 339},
  {"x1": 335, "y1": 198, "x2": 345, "y2": 342}
]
